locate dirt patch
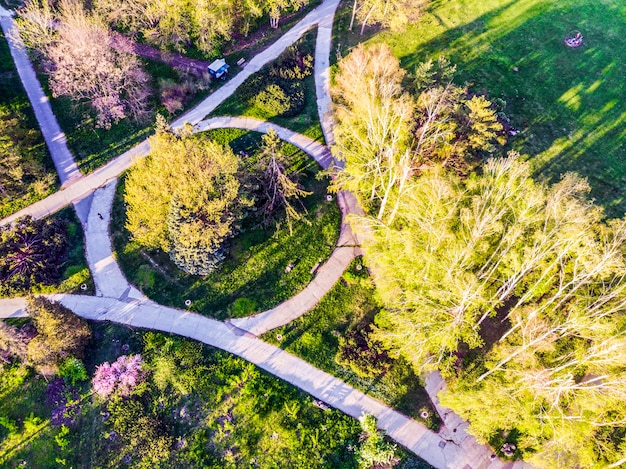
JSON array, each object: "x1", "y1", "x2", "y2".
[{"x1": 109, "y1": 32, "x2": 210, "y2": 77}]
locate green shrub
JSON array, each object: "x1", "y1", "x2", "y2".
[
  {"x1": 230, "y1": 297, "x2": 258, "y2": 316},
  {"x1": 335, "y1": 325, "x2": 390, "y2": 378},
  {"x1": 136, "y1": 264, "x2": 156, "y2": 290},
  {"x1": 57, "y1": 357, "x2": 88, "y2": 386},
  {"x1": 252, "y1": 81, "x2": 305, "y2": 118},
  {"x1": 0, "y1": 216, "x2": 68, "y2": 295}
]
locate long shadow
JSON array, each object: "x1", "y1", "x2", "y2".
[{"x1": 376, "y1": 0, "x2": 626, "y2": 216}]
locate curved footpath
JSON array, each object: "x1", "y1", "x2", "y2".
[
  {"x1": 0, "y1": 295, "x2": 517, "y2": 469},
  {"x1": 0, "y1": 1, "x2": 532, "y2": 467},
  {"x1": 0, "y1": 0, "x2": 341, "y2": 227}
]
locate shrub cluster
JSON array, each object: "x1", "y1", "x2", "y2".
[{"x1": 238, "y1": 45, "x2": 312, "y2": 118}]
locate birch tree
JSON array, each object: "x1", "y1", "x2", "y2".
[
  {"x1": 332, "y1": 43, "x2": 415, "y2": 223},
  {"x1": 348, "y1": 0, "x2": 429, "y2": 35}
]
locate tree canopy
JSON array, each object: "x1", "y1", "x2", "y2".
[
  {"x1": 0, "y1": 216, "x2": 68, "y2": 295},
  {"x1": 124, "y1": 123, "x2": 248, "y2": 274},
  {"x1": 16, "y1": 0, "x2": 151, "y2": 128},
  {"x1": 332, "y1": 44, "x2": 503, "y2": 224},
  {"x1": 26, "y1": 296, "x2": 92, "y2": 376},
  {"x1": 333, "y1": 44, "x2": 626, "y2": 467}
]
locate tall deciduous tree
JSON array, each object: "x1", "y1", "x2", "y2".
[
  {"x1": 125, "y1": 123, "x2": 248, "y2": 274},
  {"x1": 26, "y1": 297, "x2": 91, "y2": 376},
  {"x1": 16, "y1": 0, "x2": 151, "y2": 128},
  {"x1": 351, "y1": 153, "x2": 626, "y2": 467},
  {"x1": 257, "y1": 128, "x2": 310, "y2": 233},
  {"x1": 332, "y1": 45, "x2": 502, "y2": 224},
  {"x1": 332, "y1": 43, "x2": 414, "y2": 223}
]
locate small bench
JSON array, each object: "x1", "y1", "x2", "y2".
[{"x1": 236, "y1": 58, "x2": 246, "y2": 67}]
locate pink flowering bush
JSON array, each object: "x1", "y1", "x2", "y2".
[{"x1": 92, "y1": 354, "x2": 143, "y2": 398}]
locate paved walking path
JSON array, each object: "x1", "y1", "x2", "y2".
[
  {"x1": 0, "y1": 295, "x2": 523, "y2": 469},
  {"x1": 0, "y1": 1, "x2": 534, "y2": 467},
  {"x1": 0, "y1": 8, "x2": 81, "y2": 186},
  {"x1": 0, "y1": 0, "x2": 340, "y2": 227}
]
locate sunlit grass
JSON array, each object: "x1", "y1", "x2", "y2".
[{"x1": 365, "y1": 0, "x2": 626, "y2": 216}]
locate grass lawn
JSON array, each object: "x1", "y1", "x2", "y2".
[
  {"x1": 262, "y1": 259, "x2": 440, "y2": 429},
  {"x1": 0, "y1": 320, "x2": 431, "y2": 468},
  {"x1": 330, "y1": 0, "x2": 382, "y2": 66},
  {"x1": 365, "y1": 0, "x2": 626, "y2": 217},
  {"x1": 111, "y1": 129, "x2": 340, "y2": 320},
  {"x1": 0, "y1": 31, "x2": 57, "y2": 218},
  {"x1": 0, "y1": 207, "x2": 93, "y2": 299},
  {"x1": 209, "y1": 28, "x2": 325, "y2": 143}
]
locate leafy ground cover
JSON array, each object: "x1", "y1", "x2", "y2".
[
  {"x1": 0, "y1": 31, "x2": 57, "y2": 218},
  {"x1": 262, "y1": 258, "x2": 440, "y2": 429},
  {"x1": 367, "y1": 0, "x2": 626, "y2": 216},
  {"x1": 210, "y1": 28, "x2": 325, "y2": 142},
  {"x1": 0, "y1": 320, "x2": 430, "y2": 468},
  {"x1": 112, "y1": 129, "x2": 340, "y2": 319}
]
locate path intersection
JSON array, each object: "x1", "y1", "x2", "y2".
[{"x1": 0, "y1": 2, "x2": 531, "y2": 468}]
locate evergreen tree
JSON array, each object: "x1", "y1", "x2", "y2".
[{"x1": 125, "y1": 125, "x2": 248, "y2": 274}]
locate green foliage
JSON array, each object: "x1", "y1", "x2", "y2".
[
  {"x1": 113, "y1": 129, "x2": 340, "y2": 319},
  {"x1": 356, "y1": 414, "x2": 398, "y2": 469},
  {"x1": 106, "y1": 398, "x2": 173, "y2": 468},
  {"x1": 356, "y1": 152, "x2": 626, "y2": 466},
  {"x1": 57, "y1": 357, "x2": 88, "y2": 386},
  {"x1": 26, "y1": 297, "x2": 92, "y2": 376},
  {"x1": 0, "y1": 216, "x2": 68, "y2": 296},
  {"x1": 336, "y1": 324, "x2": 390, "y2": 378},
  {"x1": 252, "y1": 81, "x2": 305, "y2": 117},
  {"x1": 167, "y1": 197, "x2": 227, "y2": 275},
  {"x1": 230, "y1": 297, "x2": 258, "y2": 316},
  {"x1": 332, "y1": 44, "x2": 503, "y2": 223},
  {"x1": 143, "y1": 332, "x2": 207, "y2": 396},
  {"x1": 0, "y1": 416, "x2": 18, "y2": 436},
  {"x1": 125, "y1": 125, "x2": 246, "y2": 276}
]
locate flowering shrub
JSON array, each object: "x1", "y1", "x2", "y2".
[{"x1": 92, "y1": 354, "x2": 144, "y2": 398}]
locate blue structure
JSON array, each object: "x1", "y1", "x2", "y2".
[{"x1": 208, "y1": 58, "x2": 229, "y2": 79}]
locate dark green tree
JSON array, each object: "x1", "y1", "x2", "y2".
[{"x1": 0, "y1": 216, "x2": 68, "y2": 295}]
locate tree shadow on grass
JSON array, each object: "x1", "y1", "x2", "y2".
[{"x1": 375, "y1": 0, "x2": 626, "y2": 216}]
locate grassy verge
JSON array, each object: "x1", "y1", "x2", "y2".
[
  {"x1": 262, "y1": 259, "x2": 440, "y2": 429},
  {"x1": 367, "y1": 0, "x2": 626, "y2": 217},
  {"x1": 0, "y1": 31, "x2": 57, "y2": 218},
  {"x1": 111, "y1": 129, "x2": 340, "y2": 320},
  {"x1": 0, "y1": 320, "x2": 431, "y2": 468},
  {"x1": 330, "y1": 0, "x2": 381, "y2": 66},
  {"x1": 210, "y1": 28, "x2": 325, "y2": 142}
]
